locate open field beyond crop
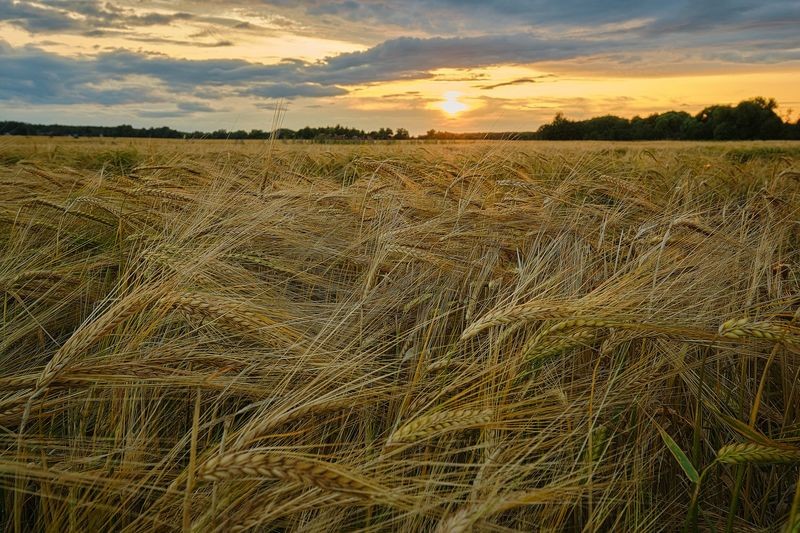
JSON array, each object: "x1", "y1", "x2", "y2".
[{"x1": 1, "y1": 137, "x2": 800, "y2": 532}]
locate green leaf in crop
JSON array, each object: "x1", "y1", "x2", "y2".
[{"x1": 655, "y1": 422, "x2": 699, "y2": 483}]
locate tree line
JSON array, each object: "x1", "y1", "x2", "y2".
[
  {"x1": 425, "y1": 98, "x2": 800, "y2": 141},
  {"x1": 0, "y1": 122, "x2": 411, "y2": 141},
  {"x1": 2, "y1": 97, "x2": 798, "y2": 141}
]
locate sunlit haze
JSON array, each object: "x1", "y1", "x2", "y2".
[
  {"x1": 1, "y1": 1, "x2": 798, "y2": 134},
  {"x1": 440, "y1": 92, "x2": 468, "y2": 117}
]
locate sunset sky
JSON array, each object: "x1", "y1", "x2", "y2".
[{"x1": 1, "y1": 1, "x2": 798, "y2": 134}]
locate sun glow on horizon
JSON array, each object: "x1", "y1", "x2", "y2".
[{"x1": 440, "y1": 91, "x2": 468, "y2": 116}]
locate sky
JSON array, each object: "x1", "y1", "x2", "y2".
[{"x1": 0, "y1": 1, "x2": 798, "y2": 134}]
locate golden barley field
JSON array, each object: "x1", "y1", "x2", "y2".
[{"x1": 1, "y1": 137, "x2": 800, "y2": 532}]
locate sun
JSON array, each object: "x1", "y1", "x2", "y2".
[{"x1": 440, "y1": 91, "x2": 467, "y2": 116}]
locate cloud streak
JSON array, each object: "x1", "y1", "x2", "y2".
[{"x1": 477, "y1": 76, "x2": 557, "y2": 90}]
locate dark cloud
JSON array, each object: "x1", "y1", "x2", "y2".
[
  {"x1": 641, "y1": 1, "x2": 800, "y2": 35},
  {"x1": 0, "y1": 0, "x2": 84, "y2": 32},
  {"x1": 247, "y1": 0, "x2": 800, "y2": 39},
  {"x1": 0, "y1": 41, "x2": 341, "y2": 104},
  {"x1": 309, "y1": 34, "x2": 628, "y2": 85},
  {"x1": 0, "y1": 0, "x2": 195, "y2": 33},
  {"x1": 137, "y1": 102, "x2": 219, "y2": 118},
  {"x1": 289, "y1": 0, "x2": 654, "y2": 31},
  {"x1": 91, "y1": 50, "x2": 298, "y2": 88},
  {"x1": 138, "y1": 109, "x2": 189, "y2": 118},
  {"x1": 4, "y1": 1, "x2": 799, "y2": 60},
  {"x1": 3, "y1": 1, "x2": 798, "y2": 71},
  {"x1": 0, "y1": 41, "x2": 148, "y2": 105},
  {"x1": 177, "y1": 102, "x2": 216, "y2": 113}
]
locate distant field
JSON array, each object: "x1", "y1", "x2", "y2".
[{"x1": 1, "y1": 138, "x2": 799, "y2": 531}]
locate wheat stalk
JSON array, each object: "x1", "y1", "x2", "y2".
[
  {"x1": 165, "y1": 292, "x2": 299, "y2": 342},
  {"x1": 133, "y1": 187, "x2": 193, "y2": 203},
  {"x1": 235, "y1": 398, "x2": 356, "y2": 449},
  {"x1": 24, "y1": 198, "x2": 114, "y2": 226},
  {"x1": 672, "y1": 216, "x2": 713, "y2": 236},
  {"x1": 225, "y1": 252, "x2": 288, "y2": 272},
  {"x1": 716, "y1": 443, "x2": 800, "y2": 464},
  {"x1": 461, "y1": 302, "x2": 566, "y2": 339},
  {"x1": 33, "y1": 292, "x2": 149, "y2": 395},
  {"x1": 537, "y1": 318, "x2": 615, "y2": 337},
  {"x1": 198, "y1": 452, "x2": 382, "y2": 499},
  {"x1": 492, "y1": 321, "x2": 526, "y2": 346},
  {"x1": 70, "y1": 196, "x2": 121, "y2": 219},
  {"x1": 1, "y1": 270, "x2": 69, "y2": 294},
  {"x1": 403, "y1": 292, "x2": 434, "y2": 313},
  {"x1": 426, "y1": 358, "x2": 469, "y2": 373},
  {"x1": 434, "y1": 504, "x2": 486, "y2": 533},
  {"x1": 0, "y1": 393, "x2": 28, "y2": 423},
  {"x1": 21, "y1": 166, "x2": 66, "y2": 188},
  {"x1": 131, "y1": 164, "x2": 201, "y2": 175},
  {"x1": 718, "y1": 318, "x2": 798, "y2": 344},
  {"x1": 9, "y1": 270, "x2": 65, "y2": 284},
  {"x1": 522, "y1": 326, "x2": 599, "y2": 362},
  {"x1": 224, "y1": 490, "x2": 360, "y2": 532},
  {"x1": 387, "y1": 409, "x2": 493, "y2": 446},
  {"x1": 517, "y1": 318, "x2": 614, "y2": 367}
]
